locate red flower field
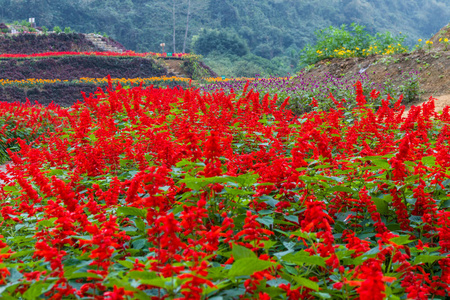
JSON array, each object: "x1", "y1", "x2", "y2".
[
  {"x1": 0, "y1": 80, "x2": 449, "y2": 299},
  {"x1": 0, "y1": 51, "x2": 188, "y2": 60}
]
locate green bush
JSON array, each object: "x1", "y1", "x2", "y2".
[
  {"x1": 299, "y1": 23, "x2": 408, "y2": 67},
  {"x1": 53, "y1": 26, "x2": 62, "y2": 34}
]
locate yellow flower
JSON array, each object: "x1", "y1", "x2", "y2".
[
  {"x1": 426, "y1": 41, "x2": 430, "y2": 44},
  {"x1": 445, "y1": 38, "x2": 449, "y2": 42},
  {"x1": 440, "y1": 38, "x2": 443, "y2": 42},
  {"x1": 418, "y1": 39, "x2": 422, "y2": 42}
]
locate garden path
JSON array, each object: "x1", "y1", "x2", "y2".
[{"x1": 403, "y1": 93, "x2": 450, "y2": 116}]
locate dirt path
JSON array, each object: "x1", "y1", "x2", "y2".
[
  {"x1": 403, "y1": 94, "x2": 450, "y2": 116},
  {"x1": 431, "y1": 94, "x2": 450, "y2": 113},
  {"x1": 163, "y1": 59, "x2": 188, "y2": 77}
]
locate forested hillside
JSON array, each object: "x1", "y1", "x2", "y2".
[{"x1": 1, "y1": 0, "x2": 449, "y2": 75}]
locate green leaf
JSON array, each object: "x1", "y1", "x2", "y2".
[
  {"x1": 256, "y1": 216, "x2": 274, "y2": 227},
  {"x1": 259, "y1": 195, "x2": 279, "y2": 207},
  {"x1": 232, "y1": 244, "x2": 256, "y2": 260},
  {"x1": 372, "y1": 197, "x2": 389, "y2": 215},
  {"x1": 290, "y1": 230, "x2": 317, "y2": 240},
  {"x1": 117, "y1": 207, "x2": 146, "y2": 218},
  {"x1": 284, "y1": 215, "x2": 298, "y2": 223},
  {"x1": 140, "y1": 278, "x2": 167, "y2": 288},
  {"x1": 327, "y1": 186, "x2": 353, "y2": 193},
  {"x1": 293, "y1": 276, "x2": 319, "y2": 291},
  {"x1": 131, "y1": 239, "x2": 146, "y2": 250},
  {"x1": 441, "y1": 200, "x2": 450, "y2": 208},
  {"x1": 117, "y1": 260, "x2": 135, "y2": 269},
  {"x1": 313, "y1": 292, "x2": 332, "y2": 299},
  {"x1": 282, "y1": 251, "x2": 326, "y2": 267},
  {"x1": 421, "y1": 156, "x2": 436, "y2": 167},
  {"x1": 224, "y1": 187, "x2": 253, "y2": 196},
  {"x1": 23, "y1": 281, "x2": 55, "y2": 300},
  {"x1": 2, "y1": 186, "x2": 18, "y2": 192},
  {"x1": 88, "y1": 134, "x2": 98, "y2": 142},
  {"x1": 134, "y1": 218, "x2": 146, "y2": 231},
  {"x1": 10, "y1": 249, "x2": 34, "y2": 259},
  {"x1": 127, "y1": 271, "x2": 158, "y2": 280},
  {"x1": 230, "y1": 173, "x2": 259, "y2": 186},
  {"x1": 262, "y1": 240, "x2": 277, "y2": 250},
  {"x1": 414, "y1": 255, "x2": 445, "y2": 265},
  {"x1": 389, "y1": 235, "x2": 414, "y2": 245},
  {"x1": 228, "y1": 258, "x2": 274, "y2": 277},
  {"x1": 48, "y1": 169, "x2": 64, "y2": 175},
  {"x1": 371, "y1": 158, "x2": 390, "y2": 169},
  {"x1": 65, "y1": 272, "x2": 103, "y2": 280},
  {"x1": 38, "y1": 218, "x2": 58, "y2": 228}
]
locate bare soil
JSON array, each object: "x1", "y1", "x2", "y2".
[
  {"x1": 305, "y1": 49, "x2": 450, "y2": 100},
  {"x1": 163, "y1": 59, "x2": 188, "y2": 76},
  {"x1": 304, "y1": 23, "x2": 450, "y2": 110},
  {"x1": 403, "y1": 93, "x2": 450, "y2": 116}
]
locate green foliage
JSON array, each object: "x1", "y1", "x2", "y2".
[
  {"x1": 299, "y1": 23, "x2": 408, "y2": 67},
  {"x1": 20, "y1": 20, "x2": 31, "y2": 27},
  {"x1": 63, "y1": 27, "x2": 72, "y2": 34},
  {"x1": 192, "y1": 28, "x2": 249, "y2": 57},
  {"x1": 384, "y1": 71, "x2": 423, "y2": 104},
  {"x1": 0, "y1": 113, "x2": 56, "y2": 163},
  {"x1": 180, "y1": 54, "x2": 212, "y2": 79},
  {"x1": 53, "y1": 26, "x2": 62, "y2": 34},
  {"x1": 1, "y1": 84, "x2": 449, "y2": 298}
]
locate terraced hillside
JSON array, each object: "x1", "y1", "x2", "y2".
[
  {"x1": 0, "y1": 33, "x2": 216, "y2": 106},
  {"x1": 0, "y1": 33, "x2": 125, "y2": 54}
]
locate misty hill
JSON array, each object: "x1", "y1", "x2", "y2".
[{"x1": 2, "y1": 0, "x2": 449, "y2": 76}]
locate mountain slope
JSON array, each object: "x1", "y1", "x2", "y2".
[{"x1": 2, "y1": 0, "x2": 448, "y2": 55}]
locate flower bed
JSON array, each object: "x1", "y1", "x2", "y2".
[
  {"x1": 0, "y1": 56, "x2": 168, "y2": 80},
  {"x1": 0, "y1": 33, "x2": 95, "y2": 54},
  {"x1": 202, "y1": 73, "x2": 382, "y2": 115},
  {"x1": 0, "y1": 77, "x2": 191, "y2": 89},
  {"x1": 0, "y1": 81, "x2": 448, "y2": 299},
  {"x1": 0, "y1": 51, "x2": 189, "y2": 60}
]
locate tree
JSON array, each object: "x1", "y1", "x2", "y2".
[
  {"x1": 182, "y1": 0, "x2": 191, "y2": 53},
  {"x1": 172, "y1": 0, "x2": 176, "y2": 53},
  {"x1": 192, "y1": 28, "x2": 249, "y2": 56}
]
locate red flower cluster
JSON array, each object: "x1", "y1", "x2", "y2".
[{"x1": 0, "y1": 81, "x2": 448, "y2": 298}]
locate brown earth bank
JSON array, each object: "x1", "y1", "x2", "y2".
[
  {"x1": 303, "y1": 23, "x2": 450, "y2": 111},
  {"x1": 305, "y1": 49, "x2": 450, "y2": 101}
]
